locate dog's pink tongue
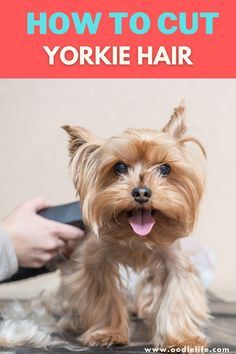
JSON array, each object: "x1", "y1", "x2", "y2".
[{"x1": 129, "y1": 209, "x2": 155, "y2": 237}]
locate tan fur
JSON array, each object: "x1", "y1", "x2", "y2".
[{"x1": 60, "y1": 103, "x2": 209, "y2": 349}]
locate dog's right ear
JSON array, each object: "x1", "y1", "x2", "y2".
[
  {"x1": 162, "y1": 102, "x2": 187, "y2": 138},
  {"x1": 62, "y1": 125, "x2": 99, "y2": 156}
]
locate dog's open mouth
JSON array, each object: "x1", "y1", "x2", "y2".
[{"x1": 128, "y1": 209, "x2": 156, "y2": 237}]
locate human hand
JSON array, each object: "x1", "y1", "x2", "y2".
[{"x1": 0, "y1": 197, "x2": 84, "y2": 268}]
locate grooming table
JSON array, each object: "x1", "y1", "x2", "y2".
[{"x1": 1, "y1": 293, "x2": 236, "y2": 354}]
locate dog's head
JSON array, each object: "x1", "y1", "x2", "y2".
[{"x1": 63, "y1": 104, "x2": 206, "y2": 246}]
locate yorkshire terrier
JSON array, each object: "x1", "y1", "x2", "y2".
[{"x1": 60, "y1": 103, "x2": 209, "y2": 349}]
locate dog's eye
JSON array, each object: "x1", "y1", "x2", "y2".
[
  {"x1": 113, "y1": 162, "x2": 128, "y2": 175},
  {"x1": 158, "y1": 164, "x2": 171, "y2": 176}
]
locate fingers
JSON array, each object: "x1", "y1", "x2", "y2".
[
  {"x1": 44, "y1": 237, "x2": 66, "y2": 252},
  {"x1": 32, "y1": 251, "x2": 58, "y2": 267},
  {"x1": 32, "y1": 235, "x2": 79, "y2": 267},
  {"x1": 32, "y1": 240, "x2": 67, "y2": 267},
  {"x1": 22, "y1": 197, "x2": 50, "y2": 212},
  {"x1": 20, "y1": 199, "x2": 85, "y2": 242},
  {"x1": 57, "y1": 239, "x2": 66, "y2": 249},
  {"x1": 49, "y1": 221, "x2": 85, "y2": 241}
]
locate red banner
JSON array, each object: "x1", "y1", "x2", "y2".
[{"x1": 0, "y1": 0, "x2": 235, "y2": 78}]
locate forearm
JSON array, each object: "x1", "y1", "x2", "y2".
[{"x1": 0, "y1": 226, "x2": 18, "y2": 281}]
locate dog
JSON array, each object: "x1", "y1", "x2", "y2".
[
  {"x1": 58, "y1": 103, "x2": 209, "y2": 349},
  {"x1": 0, "y1": 103, "x2": 209, "y2": 350}
]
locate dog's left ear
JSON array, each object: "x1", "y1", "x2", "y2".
[
  {"x1": 162, "y1": 102, "x2": 187, "y2": 138},
  {"x1": 62, "y1": 125, "x2": 102, "y2": 156}
]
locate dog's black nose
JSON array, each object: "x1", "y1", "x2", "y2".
[{"x1": 132, "y1": 186, "x2": 152, "y2": 204}]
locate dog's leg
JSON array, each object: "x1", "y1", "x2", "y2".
[
  {"x1": 153, "y1": 241, "x2": 209, "y2": 349},
  {"x1": 134, "y1": 263, "x2": 165, "y2": 320},
  {"x1": 60, "y1": 237, "x2": 129, "y2": 347}
]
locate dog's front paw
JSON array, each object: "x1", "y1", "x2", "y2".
[
  {"x1": 165, "y1": 336, "x2": 208, "y2": 352},
  {"x1": 79, "y1": 330, "x2": 128, "y2": 347}
]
